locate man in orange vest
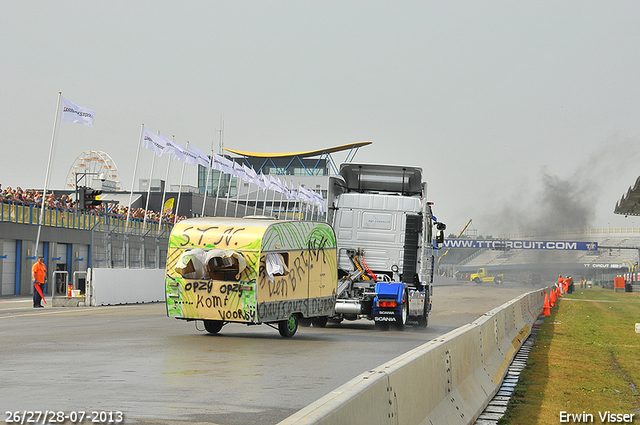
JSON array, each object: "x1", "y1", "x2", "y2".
[{"x1": 31, "y1": 256, "x2": 47, "y2": 308}]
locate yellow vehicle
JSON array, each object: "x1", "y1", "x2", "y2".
[
  {"x1": 165, "y1": 217, "x2": 338, "y2": 337},
  {"x1": 470, "y1": 268, "x2": 504, "y2": 284}
]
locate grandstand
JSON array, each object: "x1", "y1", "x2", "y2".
[{"x1": 444, "y1": 229, "x2": 640, "y2": 285}]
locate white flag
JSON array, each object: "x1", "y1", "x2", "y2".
[
  {"x1": 141, "y1": 129, "x2": 166, "y2": 157},
  {"x1": 298, "y1": 185, "x2": 314, "y2": 202},
  {"x1": 188, "y1": 145, "x2": 211, "y2": 168},
  {"x1": 269, "y1": 175, "x2": 286, "y2": 194},
  {"x1": 233, "y1": 162, "x2": 249, "y2": 181},
  {"x1": 182, "y1": 146, "x2": 198, "y2": 166},
  {"x1": 212, "y1": 153, "x2": 234, "y2": 174},
  {"x1": 242, "y1": 164, "x2": 264, "y2": 188},
  {"x1": 60, "y1": 97, "x2": 95, "y2": 127},
  {"x1": 258, "y1": 172, "x2": 270, "y2": 192},
  {"x1": 283, "y1": 180, "x2": 294, "y2": 200},
  {"x1": 160, "y1": 135, "x2": 187, "y2": 163}
]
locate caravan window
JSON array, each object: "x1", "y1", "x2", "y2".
[
  {"x1": 204, "y1": 250, "x2": 247, "y2": 281},
  {"x1": 265, "y1": 252, "x2": 289, "y2": 282}
]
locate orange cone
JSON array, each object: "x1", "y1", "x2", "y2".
[
  {"x1": 557, "y1": 286, "x2": 563, "y2": 298},
  {"x1": 542, "y1": 293, "x2": 551, "y2": 316},
  {"x1": 550, "y1": 289, "x2": 557, "y2": 307}
]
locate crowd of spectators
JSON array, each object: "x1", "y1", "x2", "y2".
[
  {"x1": 98, "y1": 203, "x2": 185, "y2": 224},
  {"x1": 0, "y1": 184, "x2": 185, "y2": 225}
]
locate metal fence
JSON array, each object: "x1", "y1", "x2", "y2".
[
  {"x1": 1, "y1": 201, "x2": 170, "y2": 269},
  {"x1": 0, "y1": 201, "x2": 172, "y2": 237}
]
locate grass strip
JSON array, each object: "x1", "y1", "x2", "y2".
[{"x1": 499, "y1": 286, "x2": 640, "y2": 424}]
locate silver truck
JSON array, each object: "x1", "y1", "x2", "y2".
[{"x1": 325, "y1": 163, "x2": 446, "y2": 330}]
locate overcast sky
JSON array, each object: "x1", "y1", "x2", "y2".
[{"x1": 2, "y1": 1, "x2": 640, "y2": 236}]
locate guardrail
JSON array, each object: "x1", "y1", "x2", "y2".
[
  {"x1": 279, "y1": 286, "x2": 546, "y2": 425},
  {"x1": 0, "y1": 201, "x2": 171, "y2": 237}
]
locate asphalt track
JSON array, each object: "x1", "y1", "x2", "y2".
[{"x1": 0, "y1": 281, "x2": 538, "y2": 425}]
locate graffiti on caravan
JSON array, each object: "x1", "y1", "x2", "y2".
[{"x1": 442, "y1": 239, "x2": 599, "y2": 251}]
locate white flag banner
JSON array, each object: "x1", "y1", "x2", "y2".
[
  {"x1": 161, "y1": 136, "x2": 187, "y2": 162},
  {"x1": 188, "y1": 145, "x2": 211, "y2": 168},
  {"x1": 290, "y1": 184, "x2": 301, "y2": 201},
  {"x1": 259, "y1": 172, "x2": 270, "y2": 192},
  {"x1": 312, "y1": 190, "x2": 326, "y2": 214},
  {"x1": 233, "y1": 162, "x2": 249, "y2": 182},
  {"x1": 212, "y1": 153, "x2": 234, "y2": 174},
  {"x1": 299, "y1": 186, "x2": 314, "y2": 202},
  {"x1": 61, "y1": 97, "x2": 95, "y2": 127},
  {"x1": 243, "y1": 164, "x2": 265, "y2": 189},
  {"x1": 269, "y1": 175, "x2": 287, "y2": 194},
  {"x1": 283, "y1": 180, "x2": 295, "y2": 200},
  {"x1": 181, "y1": 145, "x2": 198, "y2": 166},
  {"x1": 142, "y1": 129, "x2": 166, "y2": 157}
]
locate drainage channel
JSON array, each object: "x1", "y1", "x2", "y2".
[{"x1": 473, "y1": 317, "x2": 544, "y2": 425}]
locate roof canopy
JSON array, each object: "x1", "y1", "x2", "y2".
[
  {"x1": 223, "y1": 141, "x2": 372, "y2": 159},
  {"x1": 614, "y1": 176, "x2": 640, "y2": 216}
]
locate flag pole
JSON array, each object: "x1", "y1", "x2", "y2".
[
  {"x1": 234, "y1": 173, "x2": 241, "y2": 218},
  {"x1": 142, "y1": 146, "x2": 157, "y2": 230},
  {"x1": 253, "y1": 175, "x2": 262, "y2": 216},
  {"x1": 34, "y1": 92, "x2": 62, "y2": 259},
  {"x1": 125, "y1": 124, "x2": 144, "y2": 231},
  {"x1": 159, "y1": 140, "x2": 172, "y2": 226},
  {"x1": 253, "y1": 185, "x2": 260, "y2": 216},
  {"x1": 122, "y1": 124, "x2": 144, "y2": 265},
  {"x1": 270, "y1": 180, "x2": 278, "y2": 218},
  {"x1": 278, "y1": 181, "x2": 284, "y2": 218},
  {"x1": 213, "y1": 161, "x2": 223, "y2": 217},
  {"x1": 201, "y1": 140, "x2": 214, "y2": 217},
  {"x1": 174, "y1": 141, "x2": 188, "y2": 225},
  {"x1": 224, "y1": 159, "x2": 234, "y2": 217},
  {"x1": 297, "y1": 182, "x2": 302, "y2": 220},
  {"x1": 244, "y1": 171, "x2": 252, "y2": 217}
]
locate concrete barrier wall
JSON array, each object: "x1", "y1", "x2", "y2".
[
  {"x1": 279, "y1": 287, "x2": 547, "y2": 425},
  {"x1": 89, "y1": 268, "x2": 166, "y2": 306}
]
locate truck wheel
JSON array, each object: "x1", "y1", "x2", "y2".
[
  {"x1": 394, "y1": 291, "x2": 408, "y2": 330},
  {"x1": 278, "y1": 314, "x2": 299, "y2": 338},
  {"x1": 495, "y1": 277, "x2": 503, "y2": 284},
  {"x1": 416, "y1": 301, "x2": 429, "y2": 328},
  {"x1": 203, "y1": 320, "x2": 224, "y2": 334},
  {"x1": 473, "y1": 277, "x2": 482, "y2": 284},
  {"x1": 311, "y1": 316, "x2": 328, "y2": 327},
  {"x1": 328, "y1": 316, "x2": 343, "y2": 325}
]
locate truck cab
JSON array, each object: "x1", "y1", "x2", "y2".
[
  {"x1": 327, "y1": 163, "x2": 445, "y2": 329},
  {"x1": 470, "y1": 268, "x2": 504, "y2": 284}
]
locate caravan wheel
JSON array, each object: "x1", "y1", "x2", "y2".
[
  {"x1": 278, "y1": 314, "x2": 299, "y2": 338},
  {"x1": 203, "y1": 320, "x2": 224, "y2": 334}
]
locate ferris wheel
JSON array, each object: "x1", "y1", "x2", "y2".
[{"x1": 65, "y1": 150, "x2": 122, "y2": 191}]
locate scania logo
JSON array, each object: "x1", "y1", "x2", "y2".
[{"x1": 374, "y1": 316, "x2": 396, "y2": 322}]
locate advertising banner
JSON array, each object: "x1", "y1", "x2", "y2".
[{"x1": 443, "y1": 239, "x2": 598, "y2": 251}]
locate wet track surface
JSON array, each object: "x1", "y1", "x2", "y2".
[{"x1": 0, "y1": 281, "x2": 538, "y2": 424}]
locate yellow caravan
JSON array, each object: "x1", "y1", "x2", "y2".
[{"x1": 165, "y1": 217, "x2": 338, "y2": 337}]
